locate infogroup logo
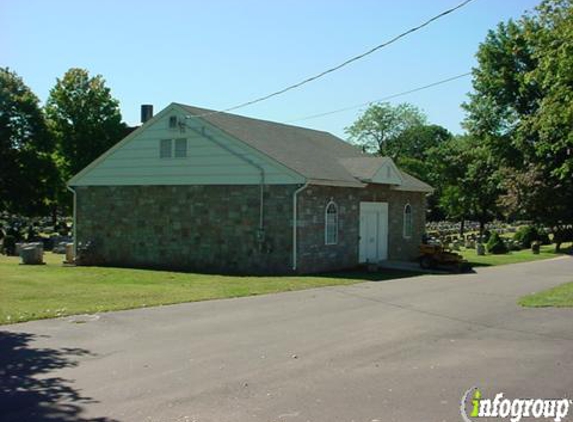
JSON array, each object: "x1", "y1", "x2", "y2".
[{"x1": 461, "y1": 387, "x2": 572, "y2": 422}]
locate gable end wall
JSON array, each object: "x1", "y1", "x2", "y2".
[{"x1": 71, "y1": 104, "x2": 304, "y2": 187}]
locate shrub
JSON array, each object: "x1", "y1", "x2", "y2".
[
  {"x1": 483, "y1": 230, "x2": 492, "y2": 243},
  {"x1": 487, "y1": 232, "x2": 508, "y2": 254},
  {"x1": 2, "y1": 235, "x2": 16, "y2": 256},
  {"x1": 514, "y1": 226, "x2": 552, "y2": 248},
  {"x1": 514, "y1": 226, "x2": 542, "y2": 249}
]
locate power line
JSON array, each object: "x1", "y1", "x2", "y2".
[
  {"x1": 286, "y1": 71, "x2": 472, "y2": 123},
  {"x1": 188, "y1": 0, "x2": 477, "y2": 118}
]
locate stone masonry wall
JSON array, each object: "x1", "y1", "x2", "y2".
[
  {"x1": 296, "y1": 184, "x2": 426, "y2": 273},
  {"x1": 76, "y1": 183, "x2": 426, "y2": 275},
  {"x1": 76, "y1": 185, "x2": 297, "y2": 274}
]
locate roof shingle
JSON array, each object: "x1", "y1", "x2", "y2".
[{"x1": 178, "y1": 103, "x2": 432, "y2": 192}]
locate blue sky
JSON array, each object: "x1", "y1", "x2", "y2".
[{"x1": 2, "y1": 0, "x2": 538, "y2": 139}]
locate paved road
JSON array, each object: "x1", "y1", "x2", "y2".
[{"x1": 2, "y1": 257, "x2": 573, "y2": 422}]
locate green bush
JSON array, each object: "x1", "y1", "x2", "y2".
[
  {"x1": 487, "y1": 232, "x2": 509, "y2": 254},
  {"x1": 483, "y1": 230, "x2": 492, "y2": 243},
  {"x1": 513, "y1": 226, "x2": 542, "y2": 249},
  {"x1": 2, "y1": 235, "x2": 16, "y2": 256}
]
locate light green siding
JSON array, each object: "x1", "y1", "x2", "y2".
[{"x1": 70, "y1": 104, "x2": 305, "y2": 186}]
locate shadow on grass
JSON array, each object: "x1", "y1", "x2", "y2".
[
  {"x1": 308, "y1": 267, "x2": 424, "y2": 282},
  {"x1": 467, "y1": 262, "x2": 492, "y2": 268},
  {"x1": 52, "y1": 257, "x2": 425, "y2": 281},
  {"x1": 0, "y1": 331, "x2": 119, "y2": 422}
]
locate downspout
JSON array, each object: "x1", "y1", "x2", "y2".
[
  {"x1": 66, "y1": 185, "x2": 77, "y2": 258},
  {"x1": 184, "y1": 121, "x2": 266, "y2": 243},
  {"x1": 292, "y1": 182, "x2": 309, "y2": 271}
]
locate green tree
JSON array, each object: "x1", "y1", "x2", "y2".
[
  {"x1": 429, "y1": 136, "x2": 501, "y2": 235},
  {"x1": 46, "y1": 68, "x2": 126, "y2": 180},
  {"x1": 498, "y1": 165, "x2": 573, "y2": 230},
  {"x1": 395, "y1": 124, "x2": 452, "y2": 161},
  {"x1": 393, "y1": 123, "x2": 452, "y2": 187},
  {"x1": 396, "y1": 124, "x2": 453, "y2": 221},
  {"x1": 0, "y1": 68, "x2": 58, "y2": 215},
  {"x1": 527, "y1": 0, "x2": 573, "y2": 181},
  {"x1": 345, "y1": 102, "x2": 427, "y2": 158},
  {"x1": 463, "y1": 0, "x2": 573, "y2": 229}
]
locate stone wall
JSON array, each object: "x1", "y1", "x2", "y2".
[
  {"x1": 75, "y1": 185, "x2": 296, "y2": 274},
  {"x1": 295, "y1": 184, "x2": 426, "y2": 273},
  {"x1": 75, "y1": 183, "x2": 426, "y2": 274}
]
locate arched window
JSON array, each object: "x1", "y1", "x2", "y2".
[
  {"x1": 403, "y1": 203, "x2": 413, "y2": 239},
  {"x1": 325, "y1": 201, "x2": 338, "y2": 245}
]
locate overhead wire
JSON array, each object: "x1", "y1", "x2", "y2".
[
  {"x1": 286, "y1": 71, "x2": 472, "y2": 123},
  {"x1": 186, "y1": 0, "x2": 477, "y2": 119}
]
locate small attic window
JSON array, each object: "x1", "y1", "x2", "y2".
[
  {"x1": 160, "y1": 139, "x2": 172, "y2": 158},
  {"x1": 169, "y1": 116, "x2": 178, "y2": 129}
]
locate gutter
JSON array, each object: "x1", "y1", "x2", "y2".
[
  {"x1": 292, "y1": 182, "x2": 309, "y2": 271},
  {"x1": 66, "y1": 185, "x2": 77, "y2": 258}
]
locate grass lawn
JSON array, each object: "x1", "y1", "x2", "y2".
[
  {"x1": 519, "y1": 282, "x2": 573, "y2": 308},
  {"x1": 0, "y1": 254, "x2": 419, "y2": 325},
  {"x1": 461, "y1": 244, "x2": 571, "y2": 267}
]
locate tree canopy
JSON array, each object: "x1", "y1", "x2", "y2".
[
  {"x1": 463, "y1": 0, "x2": 573, "y2": 227},
  {"x1": 0, "y1": 67, "x2": 58, "y2": 215},
  {"x1": 428, "y1": 135, "x2": 502, "y2": 233},
  {"x1": 345, "y1": 102, "x2": 427, "y2": 158},
  {"x1": 45, "y1": 68, "x2": 126, "y2": 180}
]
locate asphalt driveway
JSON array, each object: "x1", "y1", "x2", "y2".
[{"x1": 2, "y1": 256, "x2": 573, "y2": 422}]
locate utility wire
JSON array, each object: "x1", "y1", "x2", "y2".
[
  {"x1": 286, "y1": 71, "x2": 472, "y2": 123},
  {"x1": 188, "y1": 0, "x2": 477, "y2": 118}
]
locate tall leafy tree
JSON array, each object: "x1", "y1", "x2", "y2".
[
  {"x1": 464, "y1": 0, "x2": 573, "y2": 229},
  {"x1": 46, "y1": 68, "x2": 126, "y2": 180},
  {"x1": 428, "y1": 135, "x2": 501, "y2": 235},
  {"x1": 394, "y1": 124, "x2": 452, "y2": 162},
  {"x1": 345, "y1": 102, "x2": 427, "y2": 158},
  {"x1": 463, "y1": 19, "x2": 541, "y2": 167},
  {"x1": 527, "y1": 0, "x2": 573, "y2": 181},
  {"x1": 395, "y1": 124, "x2": 453, "y2": 221},
  {"x1": 0, "y1": 68, "x2": 57, "y2": 215}
]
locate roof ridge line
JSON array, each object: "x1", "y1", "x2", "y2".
[{"x1": 175, "y1": 102, "x2": 335, "y2": 136}]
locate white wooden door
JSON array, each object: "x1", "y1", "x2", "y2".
[{"x1": 359, "y1": 202, "x2": 388, "y2": 263}]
